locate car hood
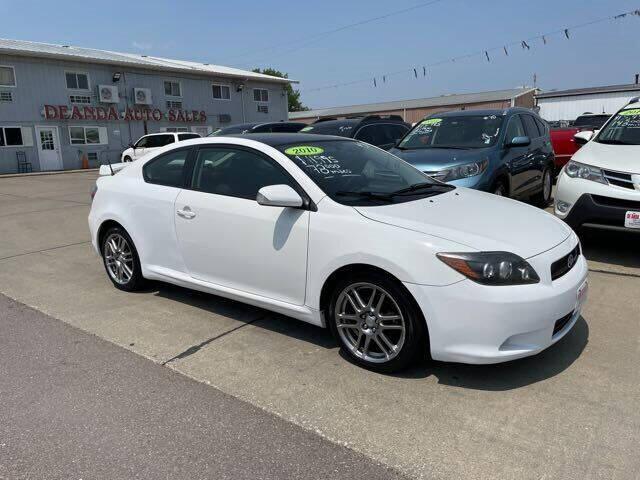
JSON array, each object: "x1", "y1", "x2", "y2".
[
  {"x1": 572, "y1": 140, "x2": 640, "y2": 174},
  {"x1": 389, "y1": 147, "x2": 488, "y2": 171},
  {"x1": 354, "y1": 188, "x2": 571, "y2": 258}
]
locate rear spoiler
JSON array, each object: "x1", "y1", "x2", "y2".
[{"x1": 99, "y1": 162, "x2": 129, "y2": 176}]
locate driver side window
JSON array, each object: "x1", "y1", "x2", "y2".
[
  {"x1": 190, "y1": 147, "x2": 295, "y2": 200},
  {"x1": 505, "y1": 115, "x2": 526, "y2": 143}
]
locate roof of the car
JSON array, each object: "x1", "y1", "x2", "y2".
[
  {"x1": 429, "y1": 107, "x2": 534, "y2": 118},
  {"x1": 224, "y1": 133, "x2": 352, "y2": 146}
]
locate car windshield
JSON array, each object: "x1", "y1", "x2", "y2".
[
  {"x1": 209, "y1": 124, "x2": 256, "y2": 136},
  {"x1": 573, "y1": 115, "x2": 610, "y2": 129},
  {"x1": 278, "y1": 140, "x2": 452, "y2": 206},
  {"x1": 595, "y1": 108, "x2": 640, "y2": 146},
  {"x1": 397, "y1": 115, "x2": 504, "y2": 150},
  {"x1": 299, "y1": 122, "x2": 357, "y2": 137}
]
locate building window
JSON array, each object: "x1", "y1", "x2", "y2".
[
  {"x1": 0, "y1": 91, "x2": 13, "y2": 102},
  {"x1": 0, "y1": 127, "x2": 24, "y2": 147},
  {"x1": 257, "y1": 104, "x2": 269, "y2": 114},
  {"x1": 253, "y1": 88, "x2": 269, "y2": 103},
  {"x1": 69, "y1": 94, "x2": 92, "y2": 104},
  {"x1": 65, "y1": 72, "x2": 90, "y2": 90},
  {"x1": 0, "y1": 66, "x2": 16, "y2": 87},
  {"x1": 166, "y1": 100, "x2": 183, "y2": 109},
  {"x1": 164, "y1": 80, "x2": 182, "y2": 97},
  {"x1": 69, "y1": 126, "x2": 102, "y2": 145},
  {"x1": 212, "y1": 84, "x2": 231, "y2": 100}
]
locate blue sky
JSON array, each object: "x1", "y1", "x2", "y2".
[{"x1": 1, "y1": 0, "x2": 638, "y2": 109}]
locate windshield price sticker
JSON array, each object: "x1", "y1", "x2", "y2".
[
  {"x1": 285, "y1": 145, "x2": 325, "y2": 156},
  {"x1": 295, "y1": 154, "x2": 353, "y2": 177},
  {"x1": 421, "y1": 118, "x2": 442, "y2": 126},
  {"x1": 620, "y1": 109, "x2": 640, "y2": 116}
]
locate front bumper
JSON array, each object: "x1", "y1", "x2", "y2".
[
  {"x1": 404, "y1": 235, "x2": 588, "y2": 364},
  {"x1": 554, "y1": 170, "x2": 640, "y2": 229}
]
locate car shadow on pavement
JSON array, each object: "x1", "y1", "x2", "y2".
[
  {"x1": 398, "y1": 316, "x2": 590, "y2": 391},
  {"x1": 147, "y1": 282, "x2": 589, "y2": 389},
  {"x1": 150, "y1": 282, "x2": 337, "y2": 350},
  {"x1": 579, "y1": 228, "x2": 640, "y2": 270}
]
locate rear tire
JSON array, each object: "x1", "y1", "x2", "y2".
[
  {"x1": 532, "y1": 166, "x2": 553, "y2": 208},
  {"x1": 123, "y1": 156, "x2": 132, "y2": 163},
  {"x1": 327, "y1": 271, "x2": 427, "y2": 373},
  {"x1": 101, "y1": 226, "x2": 145, "y2": 292}
]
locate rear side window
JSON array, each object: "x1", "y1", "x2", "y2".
[
  {"x1": 385, "y1": 124, "x2": 410, "y2": 143},
  {"x1": 190, "y1": 147, "x2": 294, "y2": 200},
  {"x1": 146, "y1": 134, "x2": 175, "y2": 148},
  {"x1": 355, "y1": 125, "x2": 388, "y2": 146},
  {"x1": 534, "y1": 117, "x2": 548, "y2": 136},
  {"x1": 143, "y1": 148, "x2": 190, "y2": 187},
  {"x1": 522, "y1": 115, "x2": 541, "y2": 138},
  {"x1": 178, "y1": 133, "x2": 200, "y2": 141}
]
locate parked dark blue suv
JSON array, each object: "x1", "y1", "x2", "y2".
[{"x1": 389, "y1": 108, "x2": 555, "y2": 206}]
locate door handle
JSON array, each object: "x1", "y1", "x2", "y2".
[{"x1": 177, "y1": 207, "x2": 196, "y2": 219}]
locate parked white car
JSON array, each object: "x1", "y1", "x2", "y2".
[
  {"x1": 555, "y1": 98, "x2": 640, "y2": 231},
  {"x1": 121, "y1": 132, "x2": 200, "y2": 162},
  {"x1": 90, "y1": 134, "x2": 588, "y2": 372}
]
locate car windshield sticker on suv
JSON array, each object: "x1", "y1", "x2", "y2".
[
  {"x1": 300, "y1": 126, "x2": 314, "y2": 132},
  {"x1": 597, "y1": 108, "x2": 640, "y2": 146},
  {"x1": 398, "y1": 115, "x2": 503, "y2": 150}
]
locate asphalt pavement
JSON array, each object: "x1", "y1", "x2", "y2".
[
  {"x1": 0, "y1": 294, "x2": 406, "y2": 480},
  {"x1": 1, "y1": 171, "x2": 639, "y2": 479}
]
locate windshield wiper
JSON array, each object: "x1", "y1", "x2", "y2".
[
  {"x1": 335, "y1": 191, "x2": 393, "y2": 202},
  {"x1": 389, "y1": 182, "x2": 454, "y2": 196}
]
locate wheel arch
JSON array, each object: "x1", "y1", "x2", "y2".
[
  {"x1": 97, "y1": 219, "x2": 128, "y2": 252},
  {"x1": 319, "y1": 263, "x2": 427, "y2": 328}
]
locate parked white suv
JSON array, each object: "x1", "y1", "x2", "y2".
[
  {"x1": 555, "y1": 98, "x2": 640, "y2": 231},
  {"x1": 121, "y1": 132, "x2": 200, "y2": 162}
]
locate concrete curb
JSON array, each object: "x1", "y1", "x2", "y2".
[{"x1": 0, "y1": 168, "x2": 99, "y2": 179}]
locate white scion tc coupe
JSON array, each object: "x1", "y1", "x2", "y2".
[{"x1": 89, "y1": 134, "x2": 588, "y2": 372}]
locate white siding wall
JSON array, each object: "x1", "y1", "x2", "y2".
[{"x1": 538, "y1": 90, "x2": 640, "y2": 122}]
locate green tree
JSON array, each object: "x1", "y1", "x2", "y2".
[{"x1": 252, "y1": 68, "x2": 309, "y2": 112}]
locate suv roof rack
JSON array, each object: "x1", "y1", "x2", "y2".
[{"x1": 359, "y1": 114, "x2": 405, "y2": 122}]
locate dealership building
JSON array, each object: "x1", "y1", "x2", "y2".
[{"x1": 0, "y1": 38, "x2": 294, "y2": 174}]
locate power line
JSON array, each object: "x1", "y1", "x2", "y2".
[
  {"x1": 299, "y1": 7, "x2": 640, "y2": 94},
  {"x1": 221, "y1": 0, "x2": 447, "y2": 64}
]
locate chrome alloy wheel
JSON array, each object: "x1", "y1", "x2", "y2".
[
  {"x1": 334, "y1": 282, "x2": 406, "y2": 363},
  {"x1": 103, "y1": 233, "x2": 134, "y2": 285}
]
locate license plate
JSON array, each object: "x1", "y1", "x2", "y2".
[
  {"x1": 577, "y1": 281, "x2": 588, "y2": 308},
  {"x1": 625, "y1": 211, "x2": 640, "y2": 229}
]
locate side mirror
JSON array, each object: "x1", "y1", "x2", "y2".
[
  {"x1": 574, "y1": 130, "x2": 593, "y2": 146},
  {"x1": 506, "y1": 136, "x2": 531, "y2": 148},
  {"x1": 256, "y1": 184, "x2": 303, "y2": 208},
  {"x1": 128, "y1": 143, "x2": 136, "y2": 149}
]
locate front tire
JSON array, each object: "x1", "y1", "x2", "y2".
[
  {"x1": 101, "y1": 226, "x2": 145, "y2": 291},
  {"x1": 123, "y1": 156, "x2": 132, "y2": 163},
  {"x1": 327, "y1": 271, "x2": 427, "y2": 373},
  {"x1": 493, "y1": 180, "x2": 507, "y2": 197}
]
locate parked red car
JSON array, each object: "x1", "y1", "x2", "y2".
[{"x1": 548, "y1": 114, "x2": 610, "y2": 173}]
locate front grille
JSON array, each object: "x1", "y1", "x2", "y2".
[
  {"x1": 551, "y1": 243, "x2": 581, "y2": 281},
  {"x1": 592, "y1": 195, "x2": 640, "y2": 210},
  {"x1": 603, "y1": 169, "x2": 635, "y2": 190},
  {"x1": 553, "y1": 311, "x2": 574, "y2": 336}
]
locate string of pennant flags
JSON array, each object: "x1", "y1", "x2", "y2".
[{"x1": 300, "y1": 8, "x2": 640, "y2": 94}]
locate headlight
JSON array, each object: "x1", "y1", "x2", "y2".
[
  {"x1": 433, "y1": 159, "x2": 489, "y2": 182},
  {"x1": 564, "y1": 161, "x2": 607, "y2": 184},
  {"x1": 437, "y1": 251, "x2": 540, "y2": 285}
]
